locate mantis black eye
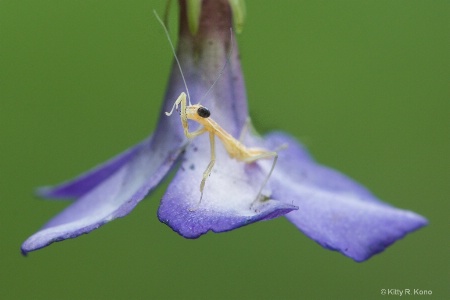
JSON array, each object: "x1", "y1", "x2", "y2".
[{"x1": 197, "y1": 107, "x2": 211, "y2": 118}]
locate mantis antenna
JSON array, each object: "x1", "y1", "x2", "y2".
[{"x1": 153, "y1": 10, "x2": 192, "y2": 106}]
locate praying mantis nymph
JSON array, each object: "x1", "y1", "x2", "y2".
[
  {"x1": 165, "y1": 93, "x2": 279, "y2": 210},
  {"x1": 155, "y1": 10, "x2": 281, "y2": 211}
]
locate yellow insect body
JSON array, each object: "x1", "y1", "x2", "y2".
[
  {"x1": 192, "y1": 109, "x2": 267, "y2": 160},
  {"x1": 166, "y1": 92, "x2": 278, "y2": 210}
]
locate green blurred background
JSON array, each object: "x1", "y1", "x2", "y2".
[{"x1": 1, "y1": 1, "x2": 448, "y2": 299}]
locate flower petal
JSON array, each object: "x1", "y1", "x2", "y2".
[
  {"x1": 158, "y1": 133, "x2": 298, "y2": 238},
  {"x1": 22, "y1": 137, "x2": 184, "y2": 254},
  {"x1": 264, "y1": 132, "x2": 428, "y2": 261},
  {"x1": 37, "y1": 138, "x2": 151, "y2": 199}
]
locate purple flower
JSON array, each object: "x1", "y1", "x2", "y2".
[{"x1": 22, "y1": 0, "x2": 427, "y2": 261}]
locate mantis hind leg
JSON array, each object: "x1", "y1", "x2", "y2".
[
  {"x1": 243, "y1": 151, "x2": 278, "y2": 209},
  {"x1": 189, "y1": 131, "x2": 216, "y2": 211}
]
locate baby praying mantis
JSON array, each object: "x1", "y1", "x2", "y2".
[
  {"x1": 155, "y1": 10, "x2": 281, "y2": 210},
  {"x1": 165, "y1": 93, "x2": 279, "y2": 210}
]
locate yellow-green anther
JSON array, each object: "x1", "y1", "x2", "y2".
[
  {"x1": 229, "y1": 0, "x2": 246, "y2": 33},
  {"x1": 186, "y1": 0, "x2": 202, "y2": 35}
]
